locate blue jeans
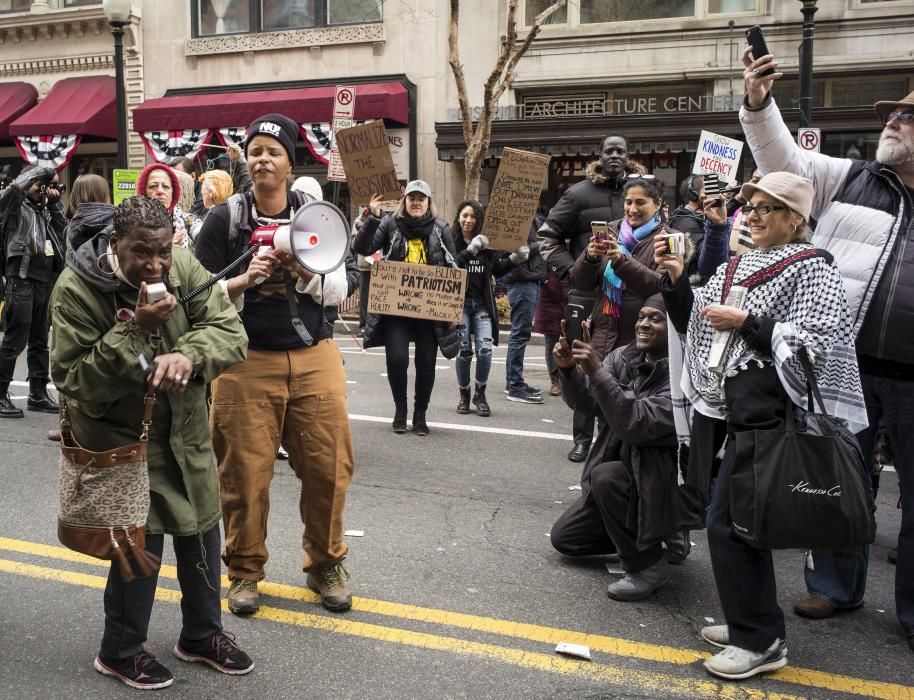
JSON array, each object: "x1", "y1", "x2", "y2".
[
  {"x1": 806, "y1": 372, "x2": 914, "y2": 635},
  {"x1": 456, "y1": 297, "x2": 494, "y2": 388},
  {"x1": 505, "y1": 281, "x2": 539, "y2": 390}
]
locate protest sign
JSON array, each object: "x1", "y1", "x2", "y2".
[
  {"x1": 368, "y1": 260, "x2": 467, "y2": 323},
  {"x1": 112, "y1": 169, "x2": 140, "y2": 205},
  {"x1": 328, "y1": 85, "x2": 355, "y2": 182},
  {"x1": 692, "y1": 130, "x2": 744, "y2": 184},
  {"x1": 481, "y1": 147, "x2": 551, "y2": 252},
  {"x1": 336, "y1": 120, "x2": 401, "y2": 202}
]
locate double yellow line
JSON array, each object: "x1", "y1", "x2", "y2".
[{"x1": 0, "y1": 536, "x2": 910, "y2": 699}]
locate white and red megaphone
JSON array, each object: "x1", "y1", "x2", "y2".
[{"x1": 250, "y1": 200, "x2": 350, "y2": 275}]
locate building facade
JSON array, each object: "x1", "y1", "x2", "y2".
[{"x1": 0, "y1": 1, "x2": 911, "y2": 218}]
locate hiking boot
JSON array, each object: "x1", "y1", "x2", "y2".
[
  {"x1": 473, "y1": 383, "x2": 491, "y2": 417},
  {"x1": 663, "y1": 529, "x2": 691, "y2": 564},
  {"x1": 606, "y1": 558, "x2": 671, "y2": 601},
  {"x1": 793, "y1": 594, "x2": 835, "y2": 619},
  {"x1": 392, "y1": 405, "x2": 408, "y2": 433},
  {"x1": 94, "y1": 649, "x2": 174, "y2": 690},
  {"x1": 703, "y1": 638, "x2": 788, "y2": 680},
  {"x1": 0, "y1": 393, "x2": 23, "y2": 418},
  {"x1": 506, "y1": 386, "x2": 544, "y2": 404},
  {"x1": 174, "y1": 631, "x2": 254, "y2": 675},
  {"x1": 27, "y1": 384, "x2": 59, "y2": 414},
  {"x1": 307, "y1": 561, "x2": 352, "y2": 612},
  {"x1": 226, "y1": 577, "x2": 260, "y2": 615},
  {"x1": 549, "y1": 378, "x2": 562, "y2": 396},
  {"x1": 701, "y1": 624, "x2": 730, "y2": 649},
  {"x1": 456, "y1": 387, "x2": 471, "y2": 414},
  {"x1": 412, "y1": 410, "x2": 429, "y2": 436}
]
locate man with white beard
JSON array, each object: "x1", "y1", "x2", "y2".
[{"x1": 733, "y1": 47, "x2": 914, "y2": 655}]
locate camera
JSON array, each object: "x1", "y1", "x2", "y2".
[{"x1": 664, "y1": 232, "x2": 685, "y2": 256}]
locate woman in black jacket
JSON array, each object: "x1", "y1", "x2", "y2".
[
  {"x1": 450, "y1": 200, "x2": 522, "y2": 417},
  {"x1": 354, "y1": 181, "x2": 457, "y2": 435}
]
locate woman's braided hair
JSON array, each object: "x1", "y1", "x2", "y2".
[{"x1": 113, "y1": 196, "x2": 173, "y2": 238}]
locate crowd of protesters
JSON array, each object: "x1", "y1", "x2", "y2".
[{"x1": 0, "y1": 39, "x2": 911, "y2": 691}]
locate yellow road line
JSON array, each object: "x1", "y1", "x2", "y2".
[
  {"x1": 0, "y1": 558, "x2": 797, "y2": 700},
  {"x1": 1, "y1": 537, "x2": 911, "y2": 699}
]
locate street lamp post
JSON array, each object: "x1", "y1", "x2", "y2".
[
  {"x1": 103, "y1": 0, "x2": 132, "y2": 169},
  {"x1": 797, "y1": 0, "x2": 818, "y2": 128}
]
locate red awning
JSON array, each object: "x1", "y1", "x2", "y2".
[
  {"x1": 0, "y1": 82, "x2": 38, "y2": 140},
  {"x1": 10, "y1": 76, "x2": 115, "y2": 138},
  {"x1": 132, "y1": 81, "x2": 409, "y2": 132}
]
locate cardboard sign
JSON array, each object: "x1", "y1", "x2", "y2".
[
  {"x1": 481, "y1": 147, "x2": 551, "y2": 252},
  {"x1": 368, "y1": 260, "x2": 467, "y2": 323},
  {"x1": 112, "y1": 169, "x2": 140, "y2": 205},
  {"x1": 336, "y1": 121, "x2": 401, "y2": 202},
  {"x1": 692, "y1": 130, "x2": 744, "y2": 184}
]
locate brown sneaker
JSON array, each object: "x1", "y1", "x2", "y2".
[
  {"x1": 307, "y1": 561, "x2": 352, "y2": 612},
  {"x1": 793, "y1": 594, "x2": 835, "y2": 619},
  {"x1": 549, "y1": 379, "x2": 561, "y2": 397},
  {"x1": 226, "y1": 577, "x2": 260, "y2": 615}
]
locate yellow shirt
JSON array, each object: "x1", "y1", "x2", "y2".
[{"x1": 405, "y1": 238, "x2": 427, "y2": 265}]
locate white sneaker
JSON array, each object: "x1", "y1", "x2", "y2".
[
  {"x1": 700, "y1": 625, "x2": 729, "y2": 649},
  {"x1": 703, "y1": 638, "x2": 787, "y2": 680}
]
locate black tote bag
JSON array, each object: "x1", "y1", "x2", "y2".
[{"x1": 728, "y1": 352, "x2": 876, "y2": 550}]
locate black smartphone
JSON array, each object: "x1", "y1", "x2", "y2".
[
  {"x1": 703, "y1": 173, "x2": 721, "y2": 196},
  {"x1": 745, "y1": 25, "x2": 775, "y2": 77},
  {"x1": 565, "y1": 303, "x2": 588, "y2": 344}
]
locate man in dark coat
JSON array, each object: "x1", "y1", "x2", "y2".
[
  {"x1": 550, "y1": 294, "x2": 678, "y2": 601},
  {"x1": 538, "y1": 133, "x2": 636, "y2": 463}
]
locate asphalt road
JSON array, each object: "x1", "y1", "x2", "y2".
[{"x1": 0, "y1": 329, "x2": 911, "y2": 699}]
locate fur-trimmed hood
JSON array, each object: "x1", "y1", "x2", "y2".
[{"x1": 586, "y1": 159, "x2": 646, "y2": 185}]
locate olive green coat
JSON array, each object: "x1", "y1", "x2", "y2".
[{"x1": 50, "y1": 248, "x2": 247, "y2": 536}]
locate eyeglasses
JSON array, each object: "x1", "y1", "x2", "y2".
[
  {"x1": 742, "y1": 204, "x2": 787, "y2": 217},
  {"x1": 626, "y1": 173, "x2": 656, "y2": 180},
  {"x1": 882, "y1": 110, "x2": 914, "y2": 126}
]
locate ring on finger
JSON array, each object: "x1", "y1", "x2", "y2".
[
  {"x1": 181, "y1": 378, "x2": 189, "y2": 386},
  {"x1": 174, "y1": 374, "x2": 182, "y2": 381},
  {"x1": 751, "y1": 68, "x2": 761, "y2": 77}
]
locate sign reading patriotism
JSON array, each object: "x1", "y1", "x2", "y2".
[
  {"x1": 336, "y1": 120, "x2": 401, "y2": 202},
  {"x1": 113, "y1": 169, "x2": 140, "y2": 205},
  {"x1": 328, "y1": 85, "x2": 356, "y2": 182},
  {"x1": 480, "y1": 147, "x2": 552, "y2": 252},
  {"x1": 368, "y1": 260, "x2": 467, "y2": 323},
  {"x1": 692, "y1": 130, "x2": 744, "y2": 183}
]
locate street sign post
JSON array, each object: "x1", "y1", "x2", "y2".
[{"x1": 328, "y1": 85, "x2": 356, "y2": 182}]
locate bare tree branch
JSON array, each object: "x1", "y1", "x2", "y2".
[{"x1": 447, "y1": 0, "x2": 474, "y2": 145}]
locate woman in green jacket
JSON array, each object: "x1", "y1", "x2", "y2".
[{"x1": 50, "y1": 197, "x2": 251, "y2": 690}]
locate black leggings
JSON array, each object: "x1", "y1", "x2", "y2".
[{"x1": 383, "y1": 316, "x2": 439, "y2": 412}]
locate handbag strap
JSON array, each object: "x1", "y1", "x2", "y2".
[
  {"x1": 721, "y1": 248, "x2": 826, "y2": 303},
  {"x1": 797, "y1": 347, "x2": 829, "y2": 417}
]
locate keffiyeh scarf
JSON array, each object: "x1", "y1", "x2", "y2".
[{"x1": 675, "y1": 242, "x2": 867, "y2": 437}]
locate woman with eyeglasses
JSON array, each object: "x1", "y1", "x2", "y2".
[{"x1": 655, "y1": 171, "x2": 866, "y2": 681}]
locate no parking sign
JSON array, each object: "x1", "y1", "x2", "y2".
[{"x1": 798, "y1": 128, "x2": 821, "y2": 153}]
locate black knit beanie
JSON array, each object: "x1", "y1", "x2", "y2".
[
  {"x1": 642, "y1": 293, "x2": 666, "y2": 313},
  {"x1": 245, "y1": 113, "x2": 298, "y2": 166}
]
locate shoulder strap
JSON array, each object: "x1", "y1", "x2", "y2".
[
  {"x1": 382, "y1": 225, "x2": 401, "y2": 261},
  {"x1": 722, "y1": 248, "x2": 827, "y2": 302},
  {"x1": 226, "y1": 193, "x2": 247, "y2": 252},
  {"x1": 434, "y1": 223, "x2": 458, "y2": 268}
]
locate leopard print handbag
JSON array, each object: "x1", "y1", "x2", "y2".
[{"x1": 57, "y1": 392, "x2": 161, "y2": 582}]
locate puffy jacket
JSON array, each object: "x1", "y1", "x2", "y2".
[
  {"x1": 353, "y1": 212, "x2": 457, "y2": 351},
  {"x1": 538, "y1": 161, "x2": 642, "y2": 279},
  {"x1": 558, "y1": 342, "x2": 677, "y2": 547},
  {"x1": 741, "y1": 95, "x2": 914, "y2": 365}
]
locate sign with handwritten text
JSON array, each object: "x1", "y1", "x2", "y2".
[
  {"x1": 336, "y1": 120, "x2": 401, "y2": 201},
  {"x1": 368, "y1": 260, "x2": 467, "y2": 323},
  {"x1": 481, "y1": 147, "x2": 551, "y2": 252}
]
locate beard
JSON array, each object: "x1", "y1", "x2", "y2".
[{"x1": 876, "y1": 128, "x2": 914, "y2": 167}]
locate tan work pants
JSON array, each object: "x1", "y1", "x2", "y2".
[{"x1": 211, "y1": 339, "x2": 355, "y2": 580}]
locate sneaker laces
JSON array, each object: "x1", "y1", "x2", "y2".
[
  {"x1": 134, "y1": 650, "x2": 160, "y2": 673},
  {"x1": 319, "y1": 562, "x2": 350, "y2": 588},
  {"x1": 211, "y1": 631, "x2": 240, "y2": 662},
  {"x1": 231, "y1": 578, "x2": 256, "y2": 594}
]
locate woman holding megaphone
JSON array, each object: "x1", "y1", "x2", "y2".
[
  {"x1": 195, "y1": 113, "x2": 358, "y2": 619},
  {"x1": 355, "y1": 181, "x2": 458, "y2": 436}
]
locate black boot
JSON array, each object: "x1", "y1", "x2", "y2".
[
  {"x1": 392, "y1": 404, "x2": 408, "y2": 434},
  {"x1": 473, "y1": 383, "x2": 491, "y2": 417},
  {"x1": 412, "y1": 410, "x2": 429, "y2": 436},
  {"x1": 456, "y1": 387, "x2": 471, "y2": 414},
  {"x1": 27, "y1": 380, "x2": 59, "y2": 414},
  {"x1": 0, "y1": 389, "x2": 23, "y2": 419}
]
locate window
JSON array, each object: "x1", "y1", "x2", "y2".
[
  {"x1": 580, "y1": 0, "x2": 694, "y2": 23},
  {"x1": 195, "y1": 0, "x2": 382, "y2": 37},
  {"x1": 0, "y1": 0, "x2": 31, "y2": 13},
  {"x1": 708, "y1": 0, "x2": 756, "y2": 12},
  {"x1": 831, "y1": 78, "x2": 909, "y2": 108},
  {"x1": 524, "y1": 0, "x2": 567, "y2": 26},
  {"x1": 63, "y1": 0, "x2": 103, "y2": 6}
]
